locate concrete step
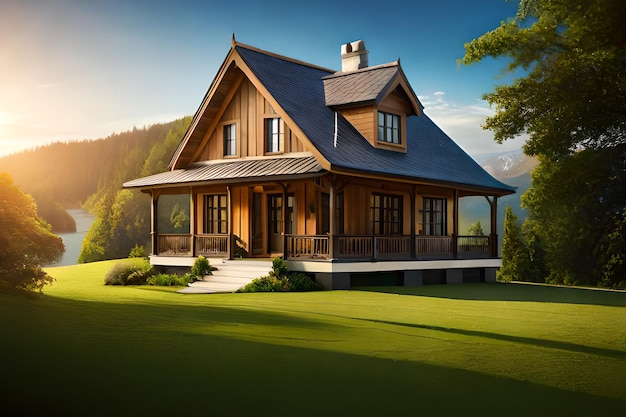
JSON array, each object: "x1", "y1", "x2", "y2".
[{"x1": 177, "y1": 259, "x2": 273, "y2": 294}]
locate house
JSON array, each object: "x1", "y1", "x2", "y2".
[{"x1": 123, "y1": 38, "x2": 515, "y2": 289}]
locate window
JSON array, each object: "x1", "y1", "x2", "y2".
[
  {"x1": 203, "y1": 194, "x2": 228, "y2": 234},
  {"x1": 378, "y1": 111, "x2": 401, "y2": 144},
  {"x1": 223, "y1": 123, "x2": 236, "y2": 156},
  {"x1": 269, "y1": 194, "x2": 294, "y2": 234},
  {"x1": 265, "y1": 117, "x2": 284, "y2": 153},
  {"x1": 371, "y1": 193, "x2": 402, "y2": 235},
  {"x1": 423, "y1": 197, "x2": 447, "y2": 236}
]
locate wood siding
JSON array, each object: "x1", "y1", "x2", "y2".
[{"x1": 194, "y1": 79, "x2": 309, "y2": 163}]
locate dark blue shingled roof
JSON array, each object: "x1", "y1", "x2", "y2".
[{"x1": 236, "y1": 45, "x2": 515, "y2": 195}]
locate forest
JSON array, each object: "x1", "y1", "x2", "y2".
[{"x1": 0, "y1": 117, "x2": 191, "y2": 259}]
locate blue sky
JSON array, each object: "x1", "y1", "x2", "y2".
[{"x1": 0, "y1": 0, "x2": 525, "y2": 157}]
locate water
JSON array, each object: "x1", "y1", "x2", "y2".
[{"x1": 48, "y1": 209, "x2": 96, "y2": 267}]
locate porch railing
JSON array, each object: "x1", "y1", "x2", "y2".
[
  {"x1": 286, "y1": 234, "x2": 494, "y2": 260},
  {"x1": 457, "y1": 235, "x2": 491, "y2": 255},
  {"x1": 157, "y1": 234, "x2": 192, "y2": 256},
  {"x1": 196, "y1": 234, "x2": 229, "y2": 257},
  {"x1": 156, "y1": 233, "x2": 495, "y2": 260},
  {"x1": 288, "y1": 235, "x2": 330, "y2": 258}
]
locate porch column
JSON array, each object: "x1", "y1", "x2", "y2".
[
  {"x1": 329, "y1": 181, "x2": 335, "y2": 259},
  {"x1": 227, "y1": 185, "x2": 233, "y2": 260},
  {"x1": 281, "y1": 183, "x2": 288, "y2": 260},
  {"x1": 487, "y1": 196, "x2": 499, "y2": 257},
  {"x1": 410, "y1": 185, "x2": 416, "y2": 258},
  {"x1": 452, "y1": 189, "x2": 459, "y2": 259},
  {"x1": 190, "y1": 188, "x2": 196, "y2": 257},
  {"x1": 151, "y1": 190, "x2": 160, "y2": 256}
]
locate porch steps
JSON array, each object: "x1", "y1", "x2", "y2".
[{"x1": 177, "y1": 259, "x2": 272, "y2": 294}]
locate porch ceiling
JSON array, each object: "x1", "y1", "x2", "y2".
[{"x1": 123, "y1": 154, "x2": 325, "y2": 189}]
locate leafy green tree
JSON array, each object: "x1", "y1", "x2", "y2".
[
  {"x1": 498, "y1": 205, "x2": 528, "y2": 282},
  {"x1": 0, "y1": 173, "x2": 64, "y2": 292},
  {"x1": 467, "y1": 220, "x2": 484, "y2": 236},
  {"x1": 463, "y1": 0, "x2": 626, "y2": 287}
]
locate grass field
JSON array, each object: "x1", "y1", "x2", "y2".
[{"x1": 1, "y1": 260, "x2": 625, "y2": 416}]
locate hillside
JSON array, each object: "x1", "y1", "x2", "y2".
[
  {"x1": 0, "y1": 119, "x2": 189, "y2": 232},
  {"x1": 460, "y1": 149, "x2": 535, "y2": 243}
]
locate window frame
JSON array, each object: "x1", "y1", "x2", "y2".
[
  {"x1": 223, "y1": 122, "x2": 237, "y2": 157},
  {"x1": 370, "y1": 192, "x2": 403, "y2": 235},
  {"x1": 422, "y1": 197, "x2": 447, "y2": 236},
  {"x1": 203, "y1": 194, "x2": 228, "y2": 234},
  {"x1": 265, "y1": 117, "x2": 284, "y2": 154},
  {"x1": 377, "y1": 111, "x2": 401, "y2": 145}
]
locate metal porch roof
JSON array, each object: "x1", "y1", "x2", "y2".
[{"x1": 123, "y1": 154, "x2": 324, "y2": 189}]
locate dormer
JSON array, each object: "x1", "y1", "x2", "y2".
[{"x1": 323, "y1": 40, "x2": 422, "y2": 152}]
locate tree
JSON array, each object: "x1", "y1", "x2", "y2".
[
  {"x1": 498, "y1": 205, "x2": 528, "y2": 282},
  {"x1": 467, "y1": 220, "x2": 484, "y2": 236},
  {"x1": 463, "y1": 0, "x2": 626, "y2": 287},
  {"x1": 0, "y1": 173, "x2": 64, "y2": 292}
]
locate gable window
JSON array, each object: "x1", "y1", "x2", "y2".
[
  {"x1": 378, "y1": 111, "x2": 401, "y2": 144},
  {"x1": 423, "y1": 197, "x2": 447, "y2": 236},
  {"x1": 223, "y1": 123, "x2": 236, "y2": 156},
  {"x1": 203, "y1": 194, "x2": 228, "y2": 234},
  {"x1": 371, "y1": 193, "x2": 402, "y2": 235},
  {"x1": 265, "y1": 117, "x2": 284, "y2": 153}
]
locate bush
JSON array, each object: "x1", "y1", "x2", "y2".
[
  {"x1": 105, "y1": 260, "x2": 154, "y2": 286},
  {"x1": 128, "y1": 244, "x2": 147, "y2": 258},
  {"x1": 146, "y1": 273, "x2": 194, "y2": 287},
  {"x1": 237, "y1": 257, "x2": 322, "y2": 293},
  {"x1": 285, "y1": 272, "x2": 323, "y2": 292},
  {"x1": 190, "y1": 256, "x2": 212, "y2": 279},
  {"x1": 237, "y1": 275, "x2": 283, "y2": 293}
]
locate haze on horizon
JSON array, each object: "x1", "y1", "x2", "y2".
[{"x1": 0, "y1": 0, "x2": 525, "y2": 158}]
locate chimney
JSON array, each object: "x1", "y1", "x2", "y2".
[{"x1": 341, "y1": 40, "x2": 368, "y2": 72}]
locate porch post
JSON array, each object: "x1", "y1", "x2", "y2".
[
  {"x1": 190, "y1": 188, "x2": 196, "y2": 257},
  {"x1": 151, "y1": 190, "x2": 159, "y2": 256},
  {"x1": 227, "y1": 186, "x2": 233, "y2": 260},
  {"x1": 329, "y1": 180, "x2": 335, "y2": 259},
  {"x1": 410, "y1": 185, "x2": 416, "y2": 258},
  {"x1": 488, "y1": 196, "x2": 499, "y2": 257},
  {"x1": 452, "y1": 189, "x2": 459, "y2": 258},
  {"x1": 281, "y1": 183, "x2": 288, "y2": 260}
]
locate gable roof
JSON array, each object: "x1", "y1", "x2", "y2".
[
  {"x1": 234, "y1": 44, "x2": 514, "y2": 196},
  {"x1": 322, "y1": 62, "x2": 422, "y2": 114},
  {"x1": 159, "y1": 41, "x2": 514, "y2": 196}
]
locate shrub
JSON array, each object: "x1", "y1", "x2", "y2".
[
  {"x1": 105, "y1": 260, "x2": 154, "y2": 286},
  {"x1": 190, "y1": 256, "x2": 212, "y2": 279},
  {"x1": 237, "y1": 257, "x2": 322, "y2": 293},
  {"x1": 285, "y1": 272, "x2": 323, "y2": 292},
  {"x1": 128, "y1": 244, "x2": 147, "y2": 258},
  {"x1": 146, "y1": 273, "x2": 194, "y2": 287},
  {"x1": 237, "y1": 275, "x2": 283, "y2": 293}
]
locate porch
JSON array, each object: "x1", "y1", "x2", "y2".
[{"x1": 152, "y1": 233, "x2": 497, "y2": 261}]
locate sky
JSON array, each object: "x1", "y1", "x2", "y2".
[{"x1": 0, "y1": 0, "x2": 526, "y2": 158}]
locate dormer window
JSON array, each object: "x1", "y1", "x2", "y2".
[{"x1": 378, "y1": 111, "x2": 401, "y2": 144}]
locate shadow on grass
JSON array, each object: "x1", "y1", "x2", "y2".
[
  {"x1": 356, "y1": 282, "x2": 626, "y2": 307},
  {"x1": 351, "y1": 316, "x2": 626, "y2": 361},
  {"x1": 1, "y1": 293, "x2": 624, "y2": 417}
]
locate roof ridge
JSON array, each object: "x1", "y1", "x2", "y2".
[
  {"x1": 322, "y1": 61, "x2": 400, "y2": 79},
  {"x1": 234, "y1": 41, "x2": 335, "y2": 74}
]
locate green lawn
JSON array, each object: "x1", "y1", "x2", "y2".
[{"x1": 1, "y1": 260, "x2": 625, "y2": 416}]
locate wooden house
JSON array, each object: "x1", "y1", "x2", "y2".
[{"x1": 123, "y1": 38, "x2": 515, "y2": 288}]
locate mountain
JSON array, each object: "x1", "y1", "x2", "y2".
[{"x1": 460, "y1": 149, "x2": 536, "y2": 244}]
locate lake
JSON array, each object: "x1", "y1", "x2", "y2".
[{"x1": 48, "y1": 209, "x2": 96, "y2": 267}]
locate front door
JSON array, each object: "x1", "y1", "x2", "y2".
[
  {"x1": 252, "y1": 193, "x2": 264, "y2": 255},
  {"x1": 268, "y1": 194, "x2": 283, "y2": 254}
]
